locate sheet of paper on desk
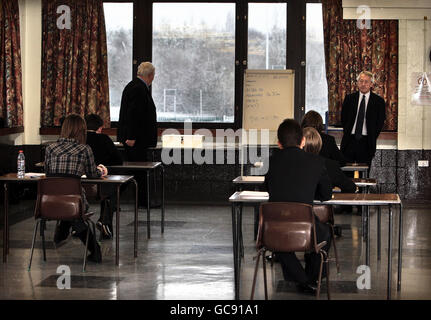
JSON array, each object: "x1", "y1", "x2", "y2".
[
  {"x1": 24, "y1": 173, "x2": 45, "y2": 178},
  {"x1": 240, "y1": 191, "x2": 269, "y2": 198},
  {"x1": 242, "y1": 176, "x2": 265, "y2": 182}
]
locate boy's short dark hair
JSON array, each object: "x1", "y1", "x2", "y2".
[
  {"x1": 277, "y1": 118, "x2": 303, "y2": 148},
  {"x1": 85, "y1": 114, "x2": 104, "y2": 131}
]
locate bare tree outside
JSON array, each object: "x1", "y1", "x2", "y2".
[
  {"x1": 248, "y1": 3, "x2": 286, "y2": 70},
  {"x1": 104, "y1": 3, "x2": 133, "y2": 122},
  {"x1": 104, "y1": 3, "x2": 290, "y2": 123},
  {"x1": 306, "y1": 3, "x2": 329, "y2": 124},
  {"x1": 152, "y1": 3, "x2": 236, "y2": 123}
]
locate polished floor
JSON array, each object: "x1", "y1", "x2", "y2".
[{"x1": 1, "y1": 199, "x2": 431, "y2": 300}]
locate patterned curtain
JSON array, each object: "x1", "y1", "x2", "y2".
[
  {"x1": 41, "y1": 0, "x2": 110, "y2": 127},
  {"x1": 322, "y1": 0, "x2": 398, "y2": 131},
  {"x1": 0, "y1": 0, "x2": 23, "y2": 128}
]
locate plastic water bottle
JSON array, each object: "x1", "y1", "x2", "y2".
[{"x1": 17, "y1": 150, "x2": 25, "y2": 178}]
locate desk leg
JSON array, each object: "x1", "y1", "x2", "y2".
[
  {"x1": 377, "y1": 206, "x2": 381, "y2": 261},
  {"x1": 231, "y1": 203, "x2": 239, "y2": 300},
  {"x1": 116, "y1": 185, "x2": 120, "y2": 266},
  {"x1": 387, "y1": 205, "x2": 393, "y2": 300},
  {"x1": 239, "y1": 207, "x2": 244, "y2": 259},
  {"x1": 253, "y1": 205, "x2": 259, "y2": 241},
  {"x1": 133, "y1": 179, "x2": 138, "y2": 258},
  {"x1": 161, "y1": 165, "x2": 165, "y2": 234},
  {"x1": 366, "y1": 205, "x2": 370, "y2": 267},
  {"x1": 147, "y1": 171, "x2": 150, "y2": 239},
  {"x1": 3, "y1": 182, "x2": 8, "y2": 262},
  {"x1": 397, "y1": 203, "x2": 403, "y2": 291},
  {"x1": 377, "y1": 184, "x2": 381, "y2": 261}
]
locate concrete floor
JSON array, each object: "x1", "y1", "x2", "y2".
[{"x1": 1, "y1": 200, "x2": 431, "y2": 300}]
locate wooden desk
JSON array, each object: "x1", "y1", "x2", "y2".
[
  {"x1": 0, "y1": 173, "x2": 138, "y2": 266},
  {"x1": 232, "y1": 176, "x2": 378, "y2": 242},
  {"x1": 228, "y1": 191, "x2": 402, "y2": 300},
  {"x1": 107, "y1": 162, "x2": 165, "y2": 239},
  {"x1": 232, "y1": 176, "x2": 376, "y2": 189},
  {"x1": 341, "y1": 163, "x2": 369, "y2": 178}
]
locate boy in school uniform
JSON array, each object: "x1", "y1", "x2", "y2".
[{"x1": 85, "y1": 114, "x2": 123, "y2": 239}]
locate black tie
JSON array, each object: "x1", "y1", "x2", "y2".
[{"x1": 355, "y1": 95, "x2": 366, "y2": 140}]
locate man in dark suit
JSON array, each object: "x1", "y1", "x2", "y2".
[
  {"x1": 340, "y1": 71, "x2": 386, "y2": 167},
  {"x1": 265, "y1": 119, "x2": 333, "y2": 294},
  {"x1": 118, "y1": 62, "x2": 158, "y2": 206}
]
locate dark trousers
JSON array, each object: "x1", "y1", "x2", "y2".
[
  {"x1": 342, "y1": 135, "x2": 372, "y2": 167},
  {"x1": 125, "y1": 145, "x2": 149, "y2": 206},
  {"x1": 99, "y1": 184, "x2": 117, "y2": 226},
  {"x1": 276, "y1": 217, "x2": 331, "y2": 284},
  {"x1": 57, "y1": 220, "x2": 98, "y2": 253}
]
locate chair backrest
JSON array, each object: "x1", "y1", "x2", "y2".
[
  {"x1": 312, "y1": 205, "x2": 334, "y2": 224},
  {"x1": 257, "y1": 202, "x2": 317, "y2": 253},
  {"x1": 34, "y1": 177, "x2": 83, "y2": 221}
]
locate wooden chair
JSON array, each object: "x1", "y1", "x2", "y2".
[
  {"x1": 28, "y1": 177, "x2": 96, "y2": 272},
  {"x1": 313, "y1": 204, "x2": 340, "y2": 274},
  {"x1": 250, "y1": 202, "x2": 330, "y2": 300}
]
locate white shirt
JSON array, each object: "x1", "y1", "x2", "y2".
[{"x1": 351, "y1": 91, "x2": 370, "y2": 136}]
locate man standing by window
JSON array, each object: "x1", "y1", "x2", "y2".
[
  {"x1": 340, "y1": 71, "x2": 386, "y2": 167},
  {"x1": 118, "y1": 62, "x2": 157, "y2": 206}
]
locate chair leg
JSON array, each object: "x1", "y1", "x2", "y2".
[
  {"x1": 28, "y1": 220, "x2": 40, "y2": 271},
  {"x1": 316, "y1": 251, "x2": 324, "y2": 300},
  {"x1": 250, "y1": 249, "x2": 262, "y2": 300},
  {"x1": 82, "y1": 221, "x2": 91, "y2": 272},
  {"x1": 262, "y1": 249, "x2": 268, "y2": 300},
  {"x1": 330, "y1": 224, "x2": 340, "y2": 274},
  {"x1": 40, "y1": 219, "x2": 47, "y2": 261},
  {"x1": 90, "y1": 220, "x2": 97, "y2": 252},
  {"x1": 324, "y1": 250, "x2": 331, "y2": 300}
]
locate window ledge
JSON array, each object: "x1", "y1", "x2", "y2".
[{"x1": 0, "y1": 127, "x2": 24, "y2": 136}]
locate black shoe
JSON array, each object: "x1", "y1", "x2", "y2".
[
  {"x1": 102, "y1": 224, "x2": 113, "y2": 239},
  {"x1": 296, "y1": 283, "x2": 317, "y2": 295},
  {"x1": 96, "y1": 221, "x2": 113, "y2": 239},
  {"x1": 266, "y1": 253, "x2": 280, "y2": 263},
  {"x1": 54, "y1": 225, "x2": 69, "y2": 244},
  {"x1": 87, "y1": 244, "x2": 102, "y2": 263},
  {"x1": 334, "y1": 225, "x2": 342, "y2": 237}
]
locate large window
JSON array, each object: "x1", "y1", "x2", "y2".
[
  {"x1": 305, "y1": 3, "x2": 328, "y2": 123},
  {"x1": 248, "y1": 3, "x2": 286, "y2": 70},
  {"x1": 152, "y1": 3, "x2": 236, "y2": 123},
  {"x1": 102, "y1": 1, "x2": 325, "y2": 128},
  {"x1": 104, "y1": 2, "x2": 133, "y2": 122}
]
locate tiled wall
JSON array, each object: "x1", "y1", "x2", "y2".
[{"x1": 151, "y1": 147, "x2": 431, "y2": 203}]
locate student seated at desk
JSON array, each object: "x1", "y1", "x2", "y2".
[
  {"x1": 45, "y1": 114, "x2": 108, "y2": 263},
  {"x1": 264, "y1": 119, "x2": 332, "y2": 295},
  {"x1": 303, "y1": 127, "x2": 356, "y2": 193},
  {"x1": 85, "y1": 114, "x2": 123, "y2": 239},
  {"x1": 301, "y1": 110, "x2": 347, "y2": 167}
]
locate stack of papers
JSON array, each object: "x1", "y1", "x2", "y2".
[{"x1": 24, "y1": 173, "x2": 45, "y2": 178}]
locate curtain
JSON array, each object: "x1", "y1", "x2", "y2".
[
  {"x1": 40, "y1": 0, "x2": 110, "y2": 127},
  {"x1": 322, "y1": 0, "x2": 398, "y2": 131},
  {"x1": 0, "y1": 0, "x2": 23, "y2": 128}
]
